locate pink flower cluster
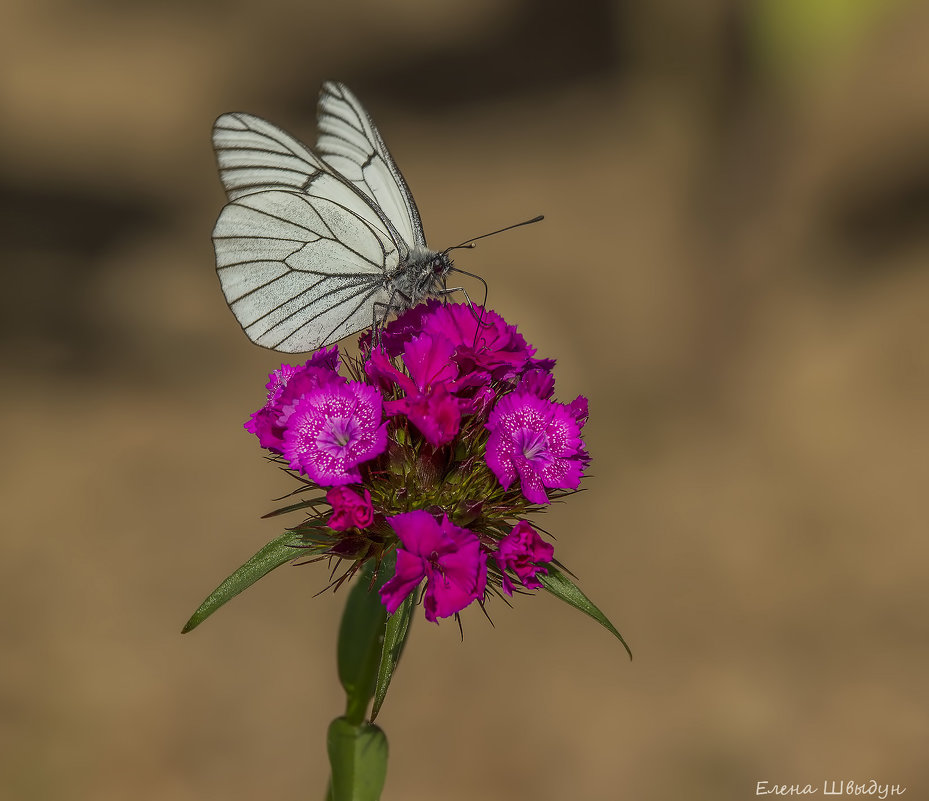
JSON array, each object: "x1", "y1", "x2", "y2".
[{"x1": 245, "y1": 302, "x2": 590, "y2": 622}]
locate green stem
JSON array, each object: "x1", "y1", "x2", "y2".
[
  {"x1": 326, "y1": 557, "x2": 394, "y2": 801},
  {"x1": 336, "y1": 557, "x2": 391, "y2": 722}
]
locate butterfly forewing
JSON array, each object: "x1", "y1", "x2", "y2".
[
  {"x1": 316, "y1": 82, "x2": 426, "y2": 250},
  {"x1": 213, "y1": 113, "x2": 330, "y2": 201},
  {"x1": 213, "y1": 112, "x2": 390, "y2": 236}
]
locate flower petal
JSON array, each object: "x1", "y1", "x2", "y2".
[
  {"x1": 402, "y1": 333, "x2": 458, "y2": 389},
  {"x1": 282, "y1": 381, "x2": 387, "y2": 485},
  {"x1": 387, "y1": 510, "x2": 445, "y2": 557},
  {"x1": 424, "y1": 536, "x2": 487, "y2": 621},
  {"x1": 380, "y1": 550, "x2": 426, "y2": 614},
  {"x1": 484, "y1": 429, "x2": 517, "y2": 489},
  {"x1": 485, "y1": 391, "x2": 589, "y2": 503},
  {"x1": 495, "y1": 521, "x2": 554, "y2": 592},
  {"x1": 403, "y1": 385, "x2": 462, "y2": 447}
]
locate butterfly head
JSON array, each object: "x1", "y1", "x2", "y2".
[{"x1": 408, "y1": 249, "x2": 453, "y2": 303}]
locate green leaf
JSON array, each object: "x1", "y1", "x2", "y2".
[
  {"x1": 337, "y1": 555, "x2": 392, "y2": 725},
  {"x1": 181, "y1": 531, "x2": 308, "y2": 633},
  {"x1": 327, "y1": 716, "x2": 388, "y2": 801},
  {"x1": 371, "y1": 589, "x2": 415, "y2": 721},
  {"x1": 539, "y1": 567, "x2": 632, "y2": 659}
]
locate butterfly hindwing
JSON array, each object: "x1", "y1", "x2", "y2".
[{"x1": 213, "y1": 190, "x2": 397, "y2": 352}]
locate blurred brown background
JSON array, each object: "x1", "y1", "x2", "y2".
[{"x1": 2, "y1": 1, "x2": 928, "y2": 799}]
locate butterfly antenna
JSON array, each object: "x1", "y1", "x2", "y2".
[{"x1": 443, "y1": 215, "x2": 544, "y2": 254}]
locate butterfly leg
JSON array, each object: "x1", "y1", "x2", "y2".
[
  {"x1": 445, "y1": 266, "x2": 489, "y2": 311},
  {"x1": 435, "y1": 285, "x2": 495, "y2": 348},
  {"x1": 436, "y1": 284, "x2": 474, "y2": 306},
  {"x1": 371, "y1": 287, "x2": 413, "y2": 347}
]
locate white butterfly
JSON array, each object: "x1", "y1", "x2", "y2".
[{"x1": 211, "y1": 81, "x2": 457, "y2": 353}]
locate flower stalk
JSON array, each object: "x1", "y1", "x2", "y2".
[{"x1": 324, "y1": 557, "x2": 397, "y2": 801}]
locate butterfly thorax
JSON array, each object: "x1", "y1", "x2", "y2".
[{"x1": 390, "y1": 246, "x2": 453, "y2": 306}]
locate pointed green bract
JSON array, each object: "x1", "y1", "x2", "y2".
[
  {"x1": 327, "y1": 717, "x2": 388, "y2": 801},
  {"x1": 337, "y1": 556, "x2": 392, "y2": 725},
  {"x1": 260, "y1": 495, "x2": 328, "y2": 518},
  {"x1": 371, "y1": 589, "x2": 415, "y2": 721},
  {"x1": 181, "y1": 531, "x2": 309, "y2": 633},
  {"x1": 539, "y1": 567, "x2": 632, "y2": 659}
]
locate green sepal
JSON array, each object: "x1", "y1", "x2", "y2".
[
  {"x1": 371, "y1": 588, "x2": 415, "y2": 721},
  {"x1": 337, "y1": 554, "x2": 393, "y2": 725},
  {"x1": 181, "y1": 531, "x2": 309, "y2": 633},
  {"x1": 539, "y1": 566, "x2": 632, "y2": 659},
  {"x1": 326, "y1": 716, "x2": 388, "y2": 801}
]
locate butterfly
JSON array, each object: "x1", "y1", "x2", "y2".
[{"x1": 213, "y1": 82, "x2": 473, "y2": 353}]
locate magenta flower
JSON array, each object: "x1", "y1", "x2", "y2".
[
  {"x1": 365, "y1": 332, "x2": 457, "y2": 393},
  {"x1": 326, "y1": 486, "x2": 375, "y2": 531},
  {"x1": 485, "y1": 391, "x2": 589, "y2": 504},
  {"x1": 360, "y1": 300, "x2": 441, "y2": 357},
  {"x1": 516, "y1": 367, "x2": 556, "y2": 400},
  {"x1": 494, "y1": 521, "x2": 555, "y2": 595},
  {"x1": 567, "y1": 395, "x2": 589, "y2": 427},
  {"x1": 283, "y1": 381, "x2": 388, "y2": 485},
  {"x1": 367, "y1": 333, "x2": 464, "y2": 447},
  {"x1": 220, "y1": 295, "x2": 614, "y2": 641},
  {"x1": 245, "y1": 347, "x2": 343, "y2": 453},
  {"x1": 401, "y1": 332, "x2": 459, "y2": 388},
  {"x1": 380, "y1": 511, "x2": 488, "y2": 622},
  {"x1": 390, "y1": 383, "x2": 462, "y2": 448},
  {"x1": 422, "y1": 303, "x2": 538, "y2": 382}
]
